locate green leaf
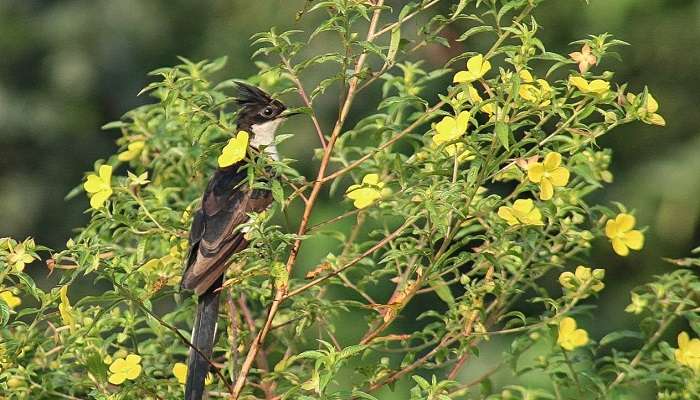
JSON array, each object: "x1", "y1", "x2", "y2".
[
  {"x1": 0, "y1": 300, "x2": 9, "y2": 327},
  {"x1": 387, "y1": 27, "x2": 401, "y2": 63},
  {"x1": 599, "y1": 330, "x2": 644, "y2": 347},
  {"x1": 272, "y1": 180, "x2": 285, "y2": 208},
  {"x1": 495, "y1": 122, "x2": 510, "y2": 150},
  {"x1": 452, "y1": 0, "x2": 468, "y2": 19},
  {"x1": 456, "y1": 26, "x2": 494, "y2": 42},
  {"x1": 429, "y1": 277, "x2": 455, "y2": 305}
]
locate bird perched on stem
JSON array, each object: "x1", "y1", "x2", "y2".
[{"x1": 181, "y1": 82, "x2": 296, "y2": 400}]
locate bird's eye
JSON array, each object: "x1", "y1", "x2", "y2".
[{"x1": 262, "y1": 107, "x2": 274, "y2": 116}]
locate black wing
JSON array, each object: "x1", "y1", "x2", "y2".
[{"x1": 181, "y1": 161, "x2": 273, "y2": 295}]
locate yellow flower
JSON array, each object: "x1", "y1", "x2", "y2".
[
  {"x1": 453, "y1": 54, "x2": 491, "y2": 83},
  {"x1": 127, "y1": 171, "x2": 149, "y2": 186},
  {"x1": 518, "y1": 70, "x2": 552, "y2": 107},
  {"x1": 527, "y1": 152, "x2": 570, "y2": 200},
  {"x1": 83, "y1": 165, "x2": 113, "y2": 209},
  {"x1": 675, "y1": 332, "x2": 700, "y2": 373},
  {"x1": 624, "y1": 292, "x2": 647, "y2": 314},
  {"x1": 172, "y1": 362, "x2": 212, "y2": 385},
  {"x1": 559, "y1": 266, "x2": 605, "y2": 294},
  {"x1": 117, "y1": 141, "x2": 145, "y2": 161},
  {"x1": 218, "y1": 131, "x2": 249, "y2": 168},
  {"x1": 497, "y1": 199, "x2": 544, "y2": 226},
  {"x1": 627, "y1": 93, "x2": 665, "y2": 126},
  {"x1": 173, "y1": 362, "x2": 187, "y2": 384},
  {"x1": 346, "y1": 174, "x2": 385, "y2": 209},
  {"x1": 568, "y1": 76, "x2": 610, "y2": 95},
  {"x1": 0, "y1": 290, "x2": 21, "y2": 309},
  {"x1": 605, "y1": 213, "x2": 644, "y2": 256},
  {"x1": 7, "y1": 242, "x2": 35, "y2": 272},
  {"x1": 557, "y1": 317, "x2": 589, "y2": 351},
  {"x1": 569, "y1": 44, "x2": 597, "y2": 73},
  {"x1": 108, "y1": 354, "x2": 142, "y2": 385},
  {"x1": 432, "y1": 111, "x2": 471, "y2": 157},
  {"x1": 459, "y1": 85, "x2": 495, "y2": 115},
  {"x1": 58, "y1": 286, "x2": 75, "y2": 330}
]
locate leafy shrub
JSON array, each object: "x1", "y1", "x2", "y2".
[{"x1": 1, "y1": 1, "x2": 698, "y2": 399}]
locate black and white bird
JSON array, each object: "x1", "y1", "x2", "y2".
[{"x1": 181, "y1": 83, "x2": 294, "y2": 400}]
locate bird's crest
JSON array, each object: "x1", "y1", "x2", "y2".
[{"x1": 234, "y1": 82, "x2": 272, "y2": 107}]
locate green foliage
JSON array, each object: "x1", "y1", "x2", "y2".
[{"x1": 0, "y1": 1, "x2": 697, "y2": 399}]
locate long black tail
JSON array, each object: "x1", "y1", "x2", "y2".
[{"x1": 184, "y1": 279, "x2": 222, "y2": 400}]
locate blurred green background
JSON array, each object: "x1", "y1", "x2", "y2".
[{"x1": 1, "y1": 0, "x2": 698, "y2": 395}]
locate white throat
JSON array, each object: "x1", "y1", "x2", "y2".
[{"x1": 250, "y1": 119, "x2": 282, "y2": 160}]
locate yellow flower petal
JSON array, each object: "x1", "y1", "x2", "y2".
[
  {"x1": 125, "y1": 354, "x2": 142, "y2": 365},
  {"x1": 59, "y1": 286, "x2": 75, "y2": 329},
  {"x1": 527, "y1": 163, "x2": 545, "y2": 183},
  {"x1": 647, "y1": 113, "x2": 666, "y2": 126},
  {"x1": 347, "y1": 188, "x2": 381, "y2": 209},
  {"x1": 125, "y1": 364, "x2": 142, "y2": 380},
  {"x1": 453, "y1": 71, "x2": 471, "y2": 83},
  {"x1": 571, "y1": 329, "x2": 589, "y2": 347},
  {"x1": 362, "y1": 173, "x2": 380, "y2": 186},
  {"x1": 543, "y1": 152, "x2": 562, "y2": 170},
  {"x1": 548, "y1": 167, "x2": 570, "y2": 187},
  {"x1": 455, "y1": 111, "x2": 471, "y2": 133},
  {"x1": 89, "y1": 188, "x2": 112, "y2": 209},
  {"x1": 537, "y1": 79, "x2": 552, "y2": 93},
  {"x1": 466, "y1": 54, "x2": 491, "y2": 79},
  {"x1": 539, "y1": 178, "x2": 554, "y2": 200},
  {"x1": 559, "y1": 317, "x2": 576, "y2": 334},
  {"x1": 519, "y1": 84, "x2": 537, "y2": 102},
  {"x1": 0, "y1": 291, "x2": 21, "y2": 309},
  {"x1": 519, "y1": 70, "x2": 534, "y2": 83},
  {"x1": 611, "y1": 238, "x2": 629, "y2": 256},
  {"x1": 434, "y1": 117, "x2": 457, "y2": 142},
  {"x1": 454, "y1": 54, "x2": 490, "y2": 83},
  {"x1": 622, "y1": 230, "x2": 644, "y2": 250},
  {"x1": 522, "y1": 205, "x2": 544, "y2": 226},
  {"x1": 108, "y1": 372, "x2": 127, "y2": 385},
  {"x1": 218, "y1": 131, "x2": 249, "y2": 168},
  {"x1": 605, "y1": 219, "x2": 619, "y2": 238},
  {"x1": 557, "y1": 317, "x2": 589, "y2": 351},
  {"x1": 497, "y1": 206, "x2": 518, "y2": 226},
  {"x1": 83, "y1": 175, "x2": 106, "y2": 193},
  {"x1": 559, "y1": 271, "x2": 575, "y2": 289},
  {"x1": 588, "y1": 79, "x2": 610, "y2": 95},
  {"x1": 512, "y1": 199, "x2": 534, "y2": 214},
  {"x1": 646, "y1": 94, "x2": 659, "y2": 113},
  {"x1": 117, "y1": 141, "x2": 145, "y2": 161},
  {"x1": 110, "y1": 358, "x2": 127, "y2": 373},
  {"x1": 467, "y1": 85, "x2": 483, "y2": 102},
  {"x1": 173, "y1": 363, "x2": 187, "y2": 384},
  {"x1": 615, "y1": 213, "x2": 636, "y2": 232},
  {"x1": 98, "y1": 165, "x2": 113, "y2": 184},
  {"x1": 569, "y1": 76, "x2": 589, "y2": 92},
  {"x1": 575, "y1": 266, "x2": 592, "y2": 281}
]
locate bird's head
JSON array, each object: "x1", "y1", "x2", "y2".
[{"x1": 234, "y1": 82, "x2": 296, "y2": 153}]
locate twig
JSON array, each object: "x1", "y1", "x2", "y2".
[
  {"x1": 321, "y1": 100, "x2": 446, "y2": 183},
  {"x1": 230, "y1": 3, "x2": 387, "y2": 397},
  {"x1": 284, "y1": 219, "x2": 412, "y2": 299},
  {"x1": 281, "y1": 56, "x2": 327, "y2": 149}
]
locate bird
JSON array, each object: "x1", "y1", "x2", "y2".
[{"x1": 181, "y1": 82, "x2": 295, "y2": 400}]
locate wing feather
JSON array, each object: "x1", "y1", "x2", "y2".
[{"x1": 181, "y1": 162, "x2": 272, "y2": 295}]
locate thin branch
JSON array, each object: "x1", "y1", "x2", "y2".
[
  {"x1": 284, "y1": 219, "x2": 412, "y2": 299},
  {"x1": 280, "y1": 56, "x2": 327, "y2": 149},
  {"x1": 230, "y1": 3, "x2": 387, "y2": 397},
  {"x1": 321, "y1": 100, "x2": 446, "y2": 183}
]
